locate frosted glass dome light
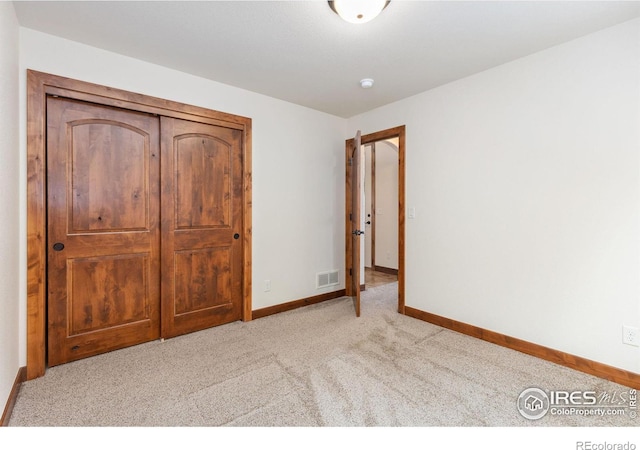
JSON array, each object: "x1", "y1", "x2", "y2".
[{"x1": 329, "y1": 0, "x2": 390, "y2": 24}]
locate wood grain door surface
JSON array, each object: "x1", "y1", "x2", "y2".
[
  {"x1": 160, "y1": 117, "x2": 243, "y2": 338},
  {"x1": 351, "y1": 131, "x2": 362, "y2": 317},
  {"x1": 47, "y1": 98, "x2": 161, "y2": 366},
  {"x1": 47, "y1": 98, "x2": 243, "y2": 366}
]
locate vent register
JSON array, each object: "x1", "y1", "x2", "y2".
[{"x1": 316, "y1": 270, "x2": 339, "y2": 289}]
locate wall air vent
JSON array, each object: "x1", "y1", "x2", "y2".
[{"x1": 317, "y1": 270, "x2": 340, "y2": 289}]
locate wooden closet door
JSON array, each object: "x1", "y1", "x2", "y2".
[
  {"x1": 47, "y1": 98, "x2": 161, "y2": 366},
  {"x1": 160, "y1": 117, "x2": 243, "y2": 337}
]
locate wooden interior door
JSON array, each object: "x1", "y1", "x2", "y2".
[
  {"x1": 47, "y1": 97, "x2": 161, "y2": 366},
  {"x1": 160, "y1": 117, "x2": 243, "y2": 337},
  {"x1": 350, "y1": 131, "x2": 362, "y2": 317}
]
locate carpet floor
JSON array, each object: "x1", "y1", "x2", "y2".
[{"x1": 9, "y1": 282, "x2": 637, "y2": 427}]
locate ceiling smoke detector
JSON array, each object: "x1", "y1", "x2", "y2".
[{"x1": 360, "y1": 78, "x2": 374, "y2": 89}]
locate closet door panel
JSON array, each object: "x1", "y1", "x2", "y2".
[
  {"x1": 161, "y1": 117, "x2": 243, "y2": 337},
  {"x1": 47, "y1": 97, "x2": 161, "y2": 366}
]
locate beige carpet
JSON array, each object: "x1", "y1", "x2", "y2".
[{"x1": 9, "y1": 282, "x2": 637, "y2": 427}]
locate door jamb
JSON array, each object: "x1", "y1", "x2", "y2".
[
  {"x1": 345, "y1": 125, "x2": 405, "y2": 314},
  {"x1": 365, "y1": 143, "x2": 376, "y2": 271},
  {"x1": 26, "y1": 70, "x2": 253, "y2": 380}
]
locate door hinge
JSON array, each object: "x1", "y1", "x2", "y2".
[
  {"x1": 349, "y1": 158, "x2": 353, "y2": 167},
  {"x1": 349, "y1": 268, "x2": 352, "y2": 276},
  {"x1": 350, "y1": 213, "x2": 353, "y2": 221}
]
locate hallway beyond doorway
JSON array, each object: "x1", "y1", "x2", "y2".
[{"x1": 364, "y1": 267, "x2": 397, "y2": 289}]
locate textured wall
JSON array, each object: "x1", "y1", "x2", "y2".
[
  {"x1": 0, "y1": 1, "x2": 21, "y2": 409},
  {"x1": 349, "y1": 19, "x2": 640, "y2": 373}
]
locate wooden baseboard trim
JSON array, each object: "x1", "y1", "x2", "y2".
[
  {"x1": 405, "y1": 306, "x2": 640, "y2": 390},
  {"x1": 373, "y1": 265, "x2": 398, "y2": 276},
  {"x1": 1, "y1": 366, "x2": 26, "y2": 427},
  {"x1": 252, "y1": 289, "x2": 347, "y2": 320}
]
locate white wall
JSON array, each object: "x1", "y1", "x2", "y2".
[
  {"x1": 18, "y1": 28, "x2": 347, "y2": 366},
  {"x1": 374, "y1": 139, "x2": 399, "y2": 270},
  {"x1": 348, "y1": 18, "x2": 640, "y2": 374},
  {"x1": 0, "y1": 2, "x2": 21, "y2": 409}
]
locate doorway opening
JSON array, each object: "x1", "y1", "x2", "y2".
[
  {"x1": 363, "y1": 138, "x2": 400, "y2": 290},
  {"x1": 345, "y1": 126, "x2": 405, "y2": 314}
]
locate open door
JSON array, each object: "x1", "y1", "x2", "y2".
[
  {"x1": 349, "y1": 131, "x2": 363, "y2": 317},
  {"x1": 346, "y1": 126, "x2": 406, "y2": 318}
]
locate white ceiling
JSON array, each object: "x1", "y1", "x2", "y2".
[{"x1": 13, "y1": 0, "x2": 640, "y2": 118}]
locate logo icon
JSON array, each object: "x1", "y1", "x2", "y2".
[{"x1": 517, "y1": 387, "x2": 550, "y2": 420}]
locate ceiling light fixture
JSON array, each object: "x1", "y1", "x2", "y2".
[{"x1": 328, "y1": 0, "x2": 390, "y2": 24}]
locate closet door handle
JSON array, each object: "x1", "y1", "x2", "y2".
[
  {"x1": 52, "y1": 243, "x2": 65, "y2": 251},
  {"x1": 233, "y1": 233, "x2": 240, "y2": 240}
]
